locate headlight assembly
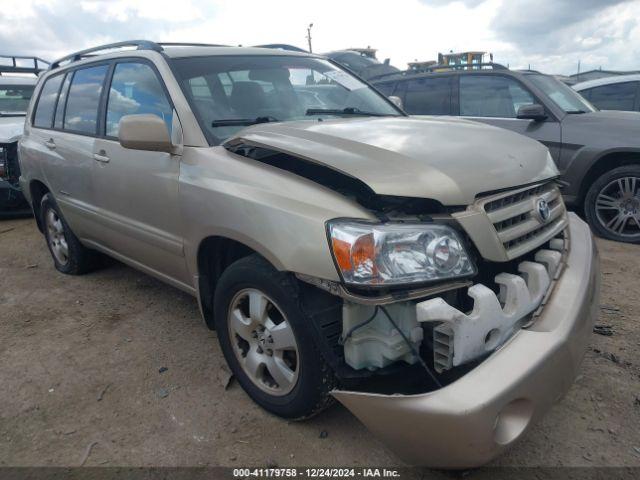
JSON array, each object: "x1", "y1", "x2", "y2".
[{"x1": 328, "y1": 220, "x2": 476, "y2": 286}]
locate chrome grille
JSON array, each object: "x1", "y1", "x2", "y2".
[
  {"x1": 485, "y1": 182, "x2": 567, "y2": 259},
  {"x1": 453, "y1": 181, "x2": 568, "y2": 262},
  {"x1": 484, "y1": 183, "x2": 549, "y2": 213}
]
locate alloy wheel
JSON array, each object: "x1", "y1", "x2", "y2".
[
  {"x1": 595, "y1": 176, "x2": 640, "y2": 239},
  {"x1": 45, "y1": 209, "x2": 69, "y2": 265},
  {"x1": 227, "y1": 288, "x2": 300, "y2": 396}
]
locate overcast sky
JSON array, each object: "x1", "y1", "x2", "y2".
[{"x1": 1, "y1": 0, "x2": 639, "y2": 75}]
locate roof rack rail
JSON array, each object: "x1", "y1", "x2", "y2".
[
  {"x1": 0, "y1": 55, "x2": 50, "y2": 75},
  {"x1": 156, "y1": 42, "x2": 229, "y2": 48},
  {"x1": 50, "y1": 40, "x2": 237, "y2": 70},
  {"x1": 253, "y1": 44, "x2": 308, "y2": 53},
  {"x1": 50, "y1": 40, "x2": 164, "y2": 70}
]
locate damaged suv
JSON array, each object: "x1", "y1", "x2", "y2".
[
  {"x1": 19, "y1": 41, "x2": 599, "y2": 468},
  {"x1": 1, "y1": 55, "x2": 47, "y2": 214}
]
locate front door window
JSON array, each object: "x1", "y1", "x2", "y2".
[
  {"x1": 105, "y1": 62, "x2": 173, "y2": 137},
  {"x1": 460, "y1": 75, "x2": 534, "y2": 118}
]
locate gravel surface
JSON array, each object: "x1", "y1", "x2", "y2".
[{"x1": 1, "y1": 217, "x2": 639, "y2": 469}]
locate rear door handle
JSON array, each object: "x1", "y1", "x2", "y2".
[
  {"x1": 44, "y1": 139, "x2": 56, "y2": 150},
  {"x1": 93, "y1": 151, "x2": 110, "y2": 163}
]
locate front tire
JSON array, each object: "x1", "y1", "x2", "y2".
[
  {"x1": 41, "y1": 193, "x2": 98, "y2": 274},
  {"x1": 584, "y1": 165, "x2": 640, "y2": 243},
  {"x1": 213, "y1": 254, "x2": 337, "y2": 420}
]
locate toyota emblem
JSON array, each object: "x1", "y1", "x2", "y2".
[{"x1": 536, "y1": 198, "x2": 550, "y2": 223}]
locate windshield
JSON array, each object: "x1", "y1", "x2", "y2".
[
  {"x1": 172, "y1": 55, "x2": 401, "y2": 144},
  {"x1": 0, "y1": 84, "x2": 35, "y2": 114},
  {"x1": 527, "y1": 74, "x2": 596, "y2": 113}
]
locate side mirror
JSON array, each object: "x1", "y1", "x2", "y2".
[
  {"x1": 118, "y1": 114, "x2": 173, "y2": 153},
  {"x1": 517, "y1": 104, "x2": 547, "y2": 121},
  {"x1": 388, "y1": 95, "x2": 403, "y2": 109}
]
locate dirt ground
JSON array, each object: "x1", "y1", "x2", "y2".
[{"x1": 1, "y1": 216, "x2": 639, "y2": 470}]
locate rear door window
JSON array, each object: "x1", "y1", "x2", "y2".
[
  {"x1": 105, "y1": 62, "x2": 173, "y2": 137},
  {"x1": 583, "y1": 82, "x2": 638, "y2": 111},
  {"x1": 459, "y1": 75, "x2": 534, "y2": 117},
  {"x1": 33, "y1": 74, "x2": 64, "y2": 128},
  {"x1": 403, "y1": 76, "x2": 452, "y2": 115},
  {"x1": 64, "y1": 64, "x2": 109, "y2": 135}
]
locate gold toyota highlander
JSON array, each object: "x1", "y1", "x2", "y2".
[{"x1": 18, "y1": 41, "x2": 599, "y2": 468}]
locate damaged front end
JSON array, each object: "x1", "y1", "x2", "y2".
[
  {"x1": 225, "y1": 137, "x2": 598, "y2": 467},
  {"x1": 299, "y1": 182, "x2": 598, "y2": 468},
  {"x1": 422, "y1": 239, "x2": 564, "y2": 373},
  {"x1": 0, "y1": 142, "x2": 30, "y2": 214}
]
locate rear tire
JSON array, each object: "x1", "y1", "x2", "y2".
[
  {"x1": 213, "y1": 254, "x2": 337, "y2": 420},
  {"x1": 584, "y1": 165, "x2": 640, "y2": 243},
  {"x1": 41, "y1": 193, "x2": 99, "y2": 274}
]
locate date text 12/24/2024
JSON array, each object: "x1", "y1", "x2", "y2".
[{"x1": 233, "y1": 468, "x2": 401, "y2": 478}]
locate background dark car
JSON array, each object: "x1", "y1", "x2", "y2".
[
  {"x1": 372, "y1": 65, "x2": 640, "y2": 243},
  {"x1": 324, "y1": 50, "x2": 399, "y2": 80},
  {"x1": 573, "y1": 75, "x2": 640, "y2": 112}
]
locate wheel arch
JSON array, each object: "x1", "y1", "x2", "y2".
[
  {"x1": 29, "y1": 179, "x2": 51, "y2": 233},
  {"x1": 578, "y1": 150, "x2": 640, "y2": 206},
  {"x1": 196, "y1": 235, "x2": 282, "y2": 329}
]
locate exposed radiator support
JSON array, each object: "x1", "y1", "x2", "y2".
[{"x1": 417, "y1": 243, "x2": 563, "y2": 373}]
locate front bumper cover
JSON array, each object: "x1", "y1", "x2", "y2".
[{"x1": 332, "y1": 213, "x2": 599, "y2": 468}]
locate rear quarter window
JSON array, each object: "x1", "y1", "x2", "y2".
[
  {"x1": 33, "y1": 74, "x2": 64, "y2": 128},
  {"x1": 54, "y1": 74, "x2": 72, "y2": 129}
]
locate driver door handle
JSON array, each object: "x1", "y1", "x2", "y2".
[{"x1": 93, "y1": 150, "x2": 110, "y2": 163}]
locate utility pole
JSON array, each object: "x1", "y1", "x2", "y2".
[
  {"x1": 577, "y1": 59, "x2": 581, "y2": 80},
  {"x1": 306, "y1": 23, "x2": 314, "y2": 53}
]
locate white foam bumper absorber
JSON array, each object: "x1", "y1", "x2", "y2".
[{"x1": 416, "y1": 247, "x2": 563, "y2": 373}]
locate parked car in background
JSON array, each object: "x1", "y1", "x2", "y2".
[
  {"x1": 372, "y1": 65, "x2": 640, "y2": 243},
  {"x1": 253, "y1": 46, "x2": 400, "y2": 83},
  {"x1": 0, "y1": 55, "x2": 48, "y2": 215},
  {"x1": 573, "y1": 74, "x2": 640, "y2": 112},
  {"x1": 18, "y1": 41, "x2": 599, "y2": 467},
  {"x1": 324, "y1": 49, "x2": 399, "y2": 80}
]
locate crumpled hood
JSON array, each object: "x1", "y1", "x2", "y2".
[
  {"x1": 0, "y1": 116, "x2": 26, "y2": 144},
  {"x1": 228, "y1": 116, "x2": 558, "y2": 205}
]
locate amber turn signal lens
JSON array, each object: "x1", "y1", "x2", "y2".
[
  {"x1": 352, "y1": 233, "x2": 377, "y2": 275},
  {"x1": 332, "y1": 237, "x2": 353, "y2": 272}
]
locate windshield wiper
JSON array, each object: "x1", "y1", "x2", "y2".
[
  {"x1": 0, "y1": 112, "x2": 26, "y2": 117},
  {"x1": 566, "y1": 110, "x2": 587, "y2": 114},
  {"x1": 306, "y1": 107, "x2": 391, "y2": 117},
  {"x1": 211, "y1": 116, "x2": 278, "y2": 127}
]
